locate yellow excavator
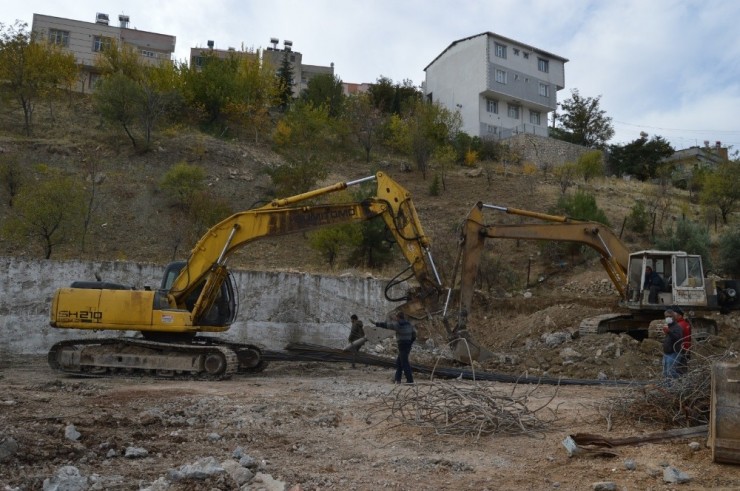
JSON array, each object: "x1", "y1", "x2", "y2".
[
  {"x1": 444, "y1": 201, "x2": 739, "y2": 362},
  {"x1": 48, "y1": 172, "x2": 445, "y2": 379}
]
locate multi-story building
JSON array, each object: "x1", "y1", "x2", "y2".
[
  {"x1": 262, "y1": 38, "x2": 334, "y2": 96},
  {"x1": 190, "y1": 40, "x2": 259, "y2": 69},
  {"x1": 662, "y1": 141, "x2": 729, "y2": 184},
  {"x1": 31, "y1": 12, "x2": 176, "y2": 92},
  {"x1": 424, "y1": 32, "x2": 567, "y2": 140}
]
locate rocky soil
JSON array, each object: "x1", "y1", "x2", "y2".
[{"x1": 2, "y1": 284, "x2": 740, "y2": 491}]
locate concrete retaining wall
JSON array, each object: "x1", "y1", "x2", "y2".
[{"x1": 0, "y1": 257, "x2": 396, "y2": 355}]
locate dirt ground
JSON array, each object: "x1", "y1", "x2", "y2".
[{"x1": 3, "y1": 294, "x2": 740, "y2": 491}]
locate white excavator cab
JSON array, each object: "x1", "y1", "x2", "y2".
[{"x1": 627, "y1": 250, "x2": 708, "y2": 309}]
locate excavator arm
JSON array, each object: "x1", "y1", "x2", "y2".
[
  {"x1": 444, "y1": 202, "x2": 631, "y2": 362},
  {"x1": 169, "y1": 172, "x2": 443, "y2": 326}
]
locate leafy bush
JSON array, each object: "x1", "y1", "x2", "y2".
[
  {"x1": 160, "y1": 162, "x2": 205, "y2": 210},
  {"x1": 576, "y1": 150, "x2": 604, "y2": 182},
  {"x1": 308, "y1": 224, "x2": 361, "y2": 269},
  {"x1": 718, "y1": 225, "x2": 740, "y2": 276},
  {"x1": 554, "y1": 190, "x2": 609, "y2": 225},
  {"x1": 626, "y1": 201, "x2": 650, "y2": 234},
  {"x1": 655, "y1": 219, "x2": 712, "y2": 271},
  {"x1": 429, "y1": 174, "x2": 441, "y2": 196}
]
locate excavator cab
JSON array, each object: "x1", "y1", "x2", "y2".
[
  {"x1": 628, "y1": 251, "x2": 708, "y2": 309},
  {"x1": 161, "y1": 261, "x2": 237, "y2": 328}
]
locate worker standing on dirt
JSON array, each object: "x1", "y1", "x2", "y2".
[
  {"x1": 371, "y1": 312, "x2": 416, "y2": 384},
  {"x1": 672, "y1": 307, "x2": 692, "y2": 375},
  {"x1": 661, "y1": 309, "x2": 683, "y2": 379},
  {"x1": 348, "y1": 314, "x2": 366, "y2": 368}
]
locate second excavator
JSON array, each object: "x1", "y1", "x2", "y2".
[{"x1": 444, "y1": 201, "x2": 738, "y2": 362}]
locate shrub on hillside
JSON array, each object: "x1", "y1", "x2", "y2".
[
  {"x1": 160, "y1": 162, "x2": 205, "y2": 210},
  {"x1": 655, "y1": 219, "x2": 713, "y2": 271},
  {"x1": 718, "y1": 225, "x2": 740, "y2": 276},
  {"x1": 626, "y1": 201, "x2": 650, "y2": 234}
]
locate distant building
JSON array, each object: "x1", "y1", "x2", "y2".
[
  {"x1": 262, "y1": 38, "x2": 333, "y2": 96},
  {"x1": 342, "y1": 82, "x2": 372, "y2": 96},
  {"x1": 663, "y1": 141, "x2": 729, "y2": 183},
  {"x1": 190, "y1": 40, "x2": 258, "y2": 69},
  {"x1": 424, "y1": 32, "x2": 567, "y2": 140},
  {"x1": 31, "y1": 12, "x2": 176, "y2": 92}
]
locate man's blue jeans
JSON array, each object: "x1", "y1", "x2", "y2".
[
  {"x1": 395, "y1": 340, "x2": 414, "y2": 383},
  {"x1": 663, "y1": 352, "x2": 679, "y2": 378}
]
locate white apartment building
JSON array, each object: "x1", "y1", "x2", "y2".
[
  {"x1": 31, "y1": 13, "x2": 176, "y2": 92},
  {"x1": 424, "y1": 32, "x2": 567, "y2": 139}
]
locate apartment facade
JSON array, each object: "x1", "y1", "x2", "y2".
[
  {"x1": 262, "y1": 38, "x2": 334, "y2": 96},
  {"x1": 424, "y1": 32, "x2": 567, "y2": 140},
  {"x1": 31, "y1": 13, "x2": 176, "y2": 92}
]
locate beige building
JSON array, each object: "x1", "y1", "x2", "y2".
[
  {"x1": 262, "y1": 38, "x2": 334, "y2": 96},
  {"x1": 190, "y1": 40, "x2": 259, "y2": 69},
  {"x1": 31, "y1": 12, "x2": 176, "y2": 92}
]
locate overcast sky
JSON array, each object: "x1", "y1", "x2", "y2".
[{"x1": 4, "y1": 0, "x2": 740, "y2": 150}]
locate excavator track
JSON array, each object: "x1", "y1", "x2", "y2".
[{"x1": 48, "y1": 338, "x2": 240, "y2": 380}]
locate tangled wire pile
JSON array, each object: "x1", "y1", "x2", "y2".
[
  {"x1": 600, "y1": 351, "x2": 737, "y2": 429},
  {"x1": 378, "y1": 381, "x2": 560, "y2": 440}
]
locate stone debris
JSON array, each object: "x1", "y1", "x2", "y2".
[
  {"x1": 688, "y1": 441, "x2": 701, "y2": 452},
  {"x1": 624, "y1": 459, "x2": 637, "y2": 471},
  {"x1": 42, "y1": 465, "x2": 87, "y2": 491},
  {"x1": 592, "y1": 482, "x2": 617, "y2": 491},
  {"x1": 167, "y1": 456, "x2": 225, "y2": 481},
  {"x1": 124, "y1": 446, "x2": 149, "y2": 458},
  {"x1": 663, "y1": 466, "x2": 691, "y2": 484},
  {"x1": 0, "y1": 437, "x2": 19, "y2": 462},
  {"x1": 64, "y1": 423, "x2": 81, "y2": 441}
]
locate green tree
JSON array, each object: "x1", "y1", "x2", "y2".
[
  {"x1": 626, "y1": 201, "x2": 650, "y2": 234},
  {"x1": 0, "y1": 155, "x2": 26, "y2": 207},
  {"x1": 368, "y1": 76, "x2": 421, "y2": 115},
  {"x1": 223, "y1": 53, "x2": 280, "y2": 143},
  {"x1": 301, "y1": 73, "x2": 344, "y2": 117},
  {"x1": 343, "y1": 92, "x2": 386, "y2": 163},
  {"x1": 576, "y1": 150, "x2": 604, "y2": 182},
  {"x1": 655, "y1": 219, "x2": 712, "y2": 271},
  {"x1": 95, "y1": 41, "x2": 181, "y2": 150},
  {"x1": 552, "y1": 89, "x2": 614, "y2": 148},
  {"x1": 718, "y1": 225, "x2": 740, "y2": 276},
  {"x1": 160, "y1": 162, "x2": 206, "y2": 210},
  {"x1": 348, "y1": 218, "x2": 394, "y2": 268},
  {"x1": 389, "y1": 99, "x2": 462, "y2": 179},
  {"x1": 0, "y1": 21, "x2": 77, "y2": 135},
  {"x1": 554, "y1": 190, "x2": 609, "y2": 225},
  {"x1": 2, "y1": 170, "x2": 85, "y2": 258},
  {"x1": 553, "y1": 162, "x2": 578, "y2": 195},
  {"x1": 700, "y1": 160, "x2": 740, "y2": 224},
  {"x1": 276, "y1": 51, "x2": 294, "y2": 110},
  {"x1": 308, "y1": 224, "x2": 361, "y2": 269},
  {"x1": 607, "y1": 134, "x2": 674, "y2": 180}
]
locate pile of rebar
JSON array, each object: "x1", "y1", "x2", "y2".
[{"x1": 376, "y1": 381, "x2": 560, "y2": 440}]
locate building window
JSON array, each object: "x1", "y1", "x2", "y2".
[
  {"x1": 495, "y1": 69, "x2": 507, "y2": 84},
  {"x1": 513, "y1": 48, "x2": 520, "y2": 56},
  {"x1": 495, "y1": 43, "x2": 507, "y2": 59},
  {"x1": 538, "y1": 57, "x2": 549, "y2": 73},
  {"x1": 93, "y1": 36, "x2": 112, "y2": 52},
  {"x1": 487, "y1": 124, "x2": 498, "y2": 135},
  {"x1": 140, "y1": 50, "x2": 155, "y2": 58},
  {"x1": 49, "y1": 29, "x2": 69, "y2": 47},
  {"x1": 486, "y1": 99, "x2": 498, "y2": 114},
  {"x1": 530, "y1": 111, "x2": 541, "y2": 125},
  {"x1": 507, "y1": 104, "x2": 520, "y2": 119},
  {"x1": 192, "y1": 56, "x2": 204, "y2": 67},
  {"x1": 538, "y1": 83, "x2": 550, "y2": 97},
  {"x1": 523, "y1": 52, "x2": 529, "y2": 59}
]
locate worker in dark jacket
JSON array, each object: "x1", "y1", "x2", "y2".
[
  {"x1": 371, "y1": 312, "x2": 416, "y2": 384},
  {"x1": 644, "y1": 266, "x2": 665, "y2": 304},
  {"x1": 662, "y1": 309, "x2": 683, "y2": 379},
  {"x1": 348, "y1": 314, "x2": 366, "y2": 368}
]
